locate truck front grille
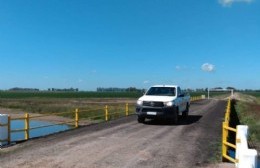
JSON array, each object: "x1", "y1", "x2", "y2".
[{"x1": 143, "y1": 101, "x2": 164, "y2": 107}]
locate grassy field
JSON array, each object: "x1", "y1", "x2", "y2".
[
  {"x1": 0, "y1": 91, "x2": 143, "y2": 99},
  {"x1": 239, "y1": 92, "x2": 260, "y2": 104},
  {"x1": 235, "y1": 92, "x2": 260, "y2": 150},
  {"x1": 0, "y1": 91, "x2": 140, "y2": 123},
  {"x1": 241, "y1": 92, "x2": 260, "y2": 97},
  {"x1": 0, "y1": 91, "x2": 228, "y2": 99}
]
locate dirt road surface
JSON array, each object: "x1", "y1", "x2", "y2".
[{"x1": 0, "y1": 99, "x2": 233, "y2": 168}]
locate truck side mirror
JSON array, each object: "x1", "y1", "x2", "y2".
[{"x1": 179, "y1": 94, "x2": 184, "y2": 97}]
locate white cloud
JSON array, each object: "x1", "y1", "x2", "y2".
[
  {"x1": 219, "y1": 0, "x2": 253, "y2": 7},
  {"x1": 175, "y1": 65, "x2": 188, "y2": 71},
  {"x1": 201, "y1": 63, "x2": 215, "y2": 72},
  {"x1": 175, "y1": 66, "x2": 181, "y2": 71},
  {"x1": 143, "y1": 80, "x2": 150, "y2": 84}
]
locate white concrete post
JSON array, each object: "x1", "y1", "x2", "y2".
[
  {"x1": 236, "y1": 125, "x2": 258, "y2": 168},
  {"x1": 0, "y1": 114, "x2": 9, "y2": 146}
]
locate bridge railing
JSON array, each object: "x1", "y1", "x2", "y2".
[
  {"x1": 190, "y1": 96, "x2": 202, "y2": 101},
  {"x1": 222, "y1": 98, "x2": 238, "y2": 163},
  {"x1": 222, "y1": 98, "x2": 258, "y2": 168},
  {"x1": 1, "y1": 103, "x2": 136, "y2": 144}
]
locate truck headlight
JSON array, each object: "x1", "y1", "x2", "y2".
[
  {"x1": 137, "y1": 100, "x2": 143, "y2": 105},
  {"x1": 164, "y1": 101, "x2": 174, "y2": 107}
]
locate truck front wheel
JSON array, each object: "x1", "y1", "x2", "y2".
[
  {"x1": 172, "y1": 108, "x2": 179, "y2": 125},
  {"x1": 137, "y1": 116, "x2": 145, "y2": 123}
]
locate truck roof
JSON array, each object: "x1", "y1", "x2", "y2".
[{"x1": 151, "y1": 85, "x2": 178, "y2": 88}]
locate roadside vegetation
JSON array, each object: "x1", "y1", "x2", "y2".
[
  {"x1": 0, "y1": 92, "x2": 139, "y2": 124},
  {"x1": 0, "y1": 91, "x2": 142, "y2": 99},
  {"x1": 235, "y1": 92, "x2": 260, "y2": 151},
  {"x1": 0, "y1": 90, "x2": 227, "y2": 99}
]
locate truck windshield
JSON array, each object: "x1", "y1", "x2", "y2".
[{"x1": 146, "y1": 87, "x2": 176, "y2": 96}]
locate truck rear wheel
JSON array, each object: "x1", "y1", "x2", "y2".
[
  {"x1": 137, "y1": 116, "x2": 145, "y2": 123},
  {"x1": 182, "y1": 103, "x2": 189, "y2": 118}
]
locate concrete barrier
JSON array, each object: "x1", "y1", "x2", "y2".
[
  {"x1": 236, "y1": 125, "x2": 258, "y2": 168},
  {"x1": 0, "y1": 114, "x2": 9, "y2": 146}
]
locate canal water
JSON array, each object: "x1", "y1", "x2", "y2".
[{"x1": 11, "y1": 120, "x2": 70, "y2": 142}]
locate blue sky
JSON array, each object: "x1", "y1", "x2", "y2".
[{"x1": 0, "y1": 0, "x2": 259, "y2": 91}]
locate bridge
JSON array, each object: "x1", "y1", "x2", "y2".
[{"x1": 0, "y1": 99, "x2": 233, "y2": 168}]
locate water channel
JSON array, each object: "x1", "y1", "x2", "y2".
[{"x1": 11, "y1": 120, "x2": 70, "y2": 142}]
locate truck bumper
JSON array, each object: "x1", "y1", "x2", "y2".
[{"x1": 136, "y1": 105, "x2": 176, "y2": 119}]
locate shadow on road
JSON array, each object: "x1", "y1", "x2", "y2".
[
  {"x1": 143, "y1": 115, "x2": 202, "y2": 126},
  {"x1": 191, "y1": 100, "x2": 208, "y2": 105}
]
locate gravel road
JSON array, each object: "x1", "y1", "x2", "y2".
[{"x1": 0, "y1": 99, "x2": 230, "y2": 168}]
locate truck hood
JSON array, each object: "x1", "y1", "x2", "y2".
[{"x1": 138, "y1": 95, "x2": 176, "y2": 102}]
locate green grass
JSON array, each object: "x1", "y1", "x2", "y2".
[
  {"x1": 235, "y1": 93, "x2": 260, "y2": 149},
  {"x1": 236, "y1": 103, "x2": 260, "y2": 141},
  {"x1": 240, "y1": 92, "x2": 260, "y2": 104},
  {"x1": 241, "y1": 92, "x2": 260, "y2": 97},
  {"x1": 208, "y1": 141, "x2": 223, "y2": 163},
  {"x1": 0, "y1": 91, "x2": 143, "y2": 99},
  {"x1": 0, "y1": 91, "x2": 141, "y2": 121},
  {"x1": 0, "y1": 91, "x2": 229, "y2": 99}
]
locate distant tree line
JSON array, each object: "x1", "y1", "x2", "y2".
[
  {"x1": 48, "y1": 88, "x2": 79, "y2": 92},
  {"x1": 97, "y1": 86, "x2": 260, "y2": 93},
  {"x1": 209, "y1": 87, "x2": 260, "y2": 92},
  {"x1": 239, "y1": 89, "x2": 260, "y2": 92},
  {"x1": 184, "y1": 87, "x2": 237, "y2": 92},
  {"x1": 7, "y1": 87, "x2": 79, "y2": 92},
  {"x1": 9, "y1": 87, "x2": 40, "y2": 92},
  {"x1": 97, "y1": 87, "x2": 144, "y2": 92},
  {"x1": 4, "y1": 87, "x2": 260, "y2": 93},
  {"x1": 185, "y1": 87, "x2": 260, "y2": 92}
]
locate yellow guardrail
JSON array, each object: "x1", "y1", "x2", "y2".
[
  {"x1": 7, "y1": 103, "x2": 134, "y2": 143},
  {"x1": 222, "y1": 98, "x2": 238, "y2": 163},
  {"x1": 190, "y1": 96, "x2": 202, "y2": 102}
]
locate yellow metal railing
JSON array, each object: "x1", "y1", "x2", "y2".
[
  {"x1": 7, "y1": 103, "x2": 134, "y2": 143},
  {"x1": 190, "y1": 96, "x2": 202, "y2": 102},
  {"x1": 222, "y1": 98, "x2": 239, "y2": 163}
]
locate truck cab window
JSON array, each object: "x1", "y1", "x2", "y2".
[{"x1": 146, "y1": 87, "x2": 176, "y2": 96}]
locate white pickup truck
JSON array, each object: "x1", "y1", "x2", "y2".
[{"x1": 136, "y1": 85, "x2": 190, "y2": 124}]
